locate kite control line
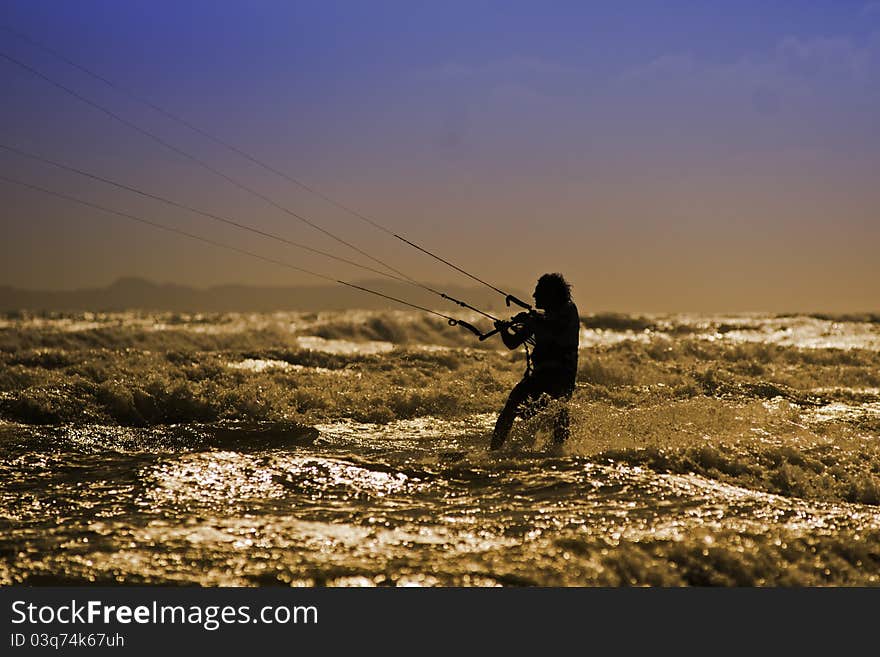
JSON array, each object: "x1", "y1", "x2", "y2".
[
  {"x1": 0, "y1": 174, "x2": 489, "y2": 340},
  {"x1": 1, "y1": 27, "x2": 543, "y2": 345},
  {"x1": 1, "y1": 26, "x2": 530, "y2": 311}
]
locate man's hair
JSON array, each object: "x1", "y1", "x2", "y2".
[{"x1": 537, "y1": 272, "x2": 572, "y2": 307}]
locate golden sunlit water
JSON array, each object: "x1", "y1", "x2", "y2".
[{"x1": 1, "y1": 310, "x2": 879, "y2": 585}]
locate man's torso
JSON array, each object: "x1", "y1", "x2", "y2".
[{"x1": 530, "y1": 301, "x2": 579, "y2": 381}]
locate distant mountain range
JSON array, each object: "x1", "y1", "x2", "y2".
[{"x1": 0, "y1": 277, "x2": 529, "y2": 313}]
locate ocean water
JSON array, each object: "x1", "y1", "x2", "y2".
[{"x1": 1, "y1": 311, "x2": 879, "y2": 585}]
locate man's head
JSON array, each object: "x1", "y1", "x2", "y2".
[{"x1": 533, "y1": 272, "x2": 572, "y2": 310}]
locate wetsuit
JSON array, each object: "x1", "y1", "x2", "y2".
[{"x1": 491, "y1": 300, "x2": 580, "y2": 449}]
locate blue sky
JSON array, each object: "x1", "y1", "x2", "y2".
[{"x1": 2, "y1": 1, "x2": 878, "y2": 311}]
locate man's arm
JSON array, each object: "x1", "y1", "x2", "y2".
[{"x1": 495, "y1": 312, "x2": 535, "y2": 350}]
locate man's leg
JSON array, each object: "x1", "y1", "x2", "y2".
[
  {"x1": 551, "y1": 401, "x2": 570, "y2": 445},
  {"x1": 549, "y1": 380, "x2": 575, "y2": 445},
  {"x1": 491, "y1": 378, "x2": 535, "y2": 450}
]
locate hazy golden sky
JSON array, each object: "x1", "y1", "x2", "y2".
[{"x1": 2, "y1": 2, "x2": 878, "y2": 312}]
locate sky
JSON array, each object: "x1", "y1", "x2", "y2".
[{"x1": 1, "y1": 0, "x2": 878, "y2": 312}]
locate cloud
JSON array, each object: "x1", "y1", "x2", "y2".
[
  {"x1": 403, "y1": 30, "x2": 880, "y2": 178},
  {"x1": 862, "y1": 2, "x2": 880, "y2": 17},
  {"x1": 776, "y1": 36, "x2": 866, "y2": 78},
  {"x1": 615, "y1": 33, "x2": 878, "y2": 115}
]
